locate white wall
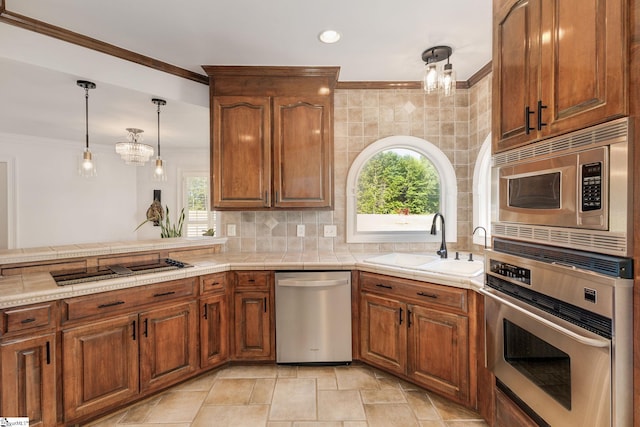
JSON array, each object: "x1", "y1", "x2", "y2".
[{"x1": 0, "y1": 133, "x2": 209, "y2": 249}]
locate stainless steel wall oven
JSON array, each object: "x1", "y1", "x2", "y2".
[{"x1": 480, "y1": 239, "x2": 632, "y2": 426}]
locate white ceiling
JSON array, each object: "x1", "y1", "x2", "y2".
[{"x1": 0, "y1": 0, "x2": 492, "y2": 149}]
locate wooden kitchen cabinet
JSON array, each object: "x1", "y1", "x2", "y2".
[
  {"x1": 360, "y1": 292, "x2": 407, "y2": 375},
  {"x1": 199, "y1": 272, "x2": 229, "y2": 368},
  {"x1": 204, "y1": 66, "x2": 339, "y2": 210},
  {"x1": 1, "y1": 333, "x2": 56, "y2": 427},
  {"x1": 359, "y1": 272, "x2": 471, "y2": 405},
  {"x1": 61, "y1": 278, "x2": 198, "y2": 423},
  {"x1": 0, "y1": 302, "x2": 57, "y2": 427},
  {"x1": 231, "y1": 271, "x2": 273, "y2": 360},
  {"x1": 62, "y1": 313, "x2": 139, "y2": 421},
  {"x1": 492, "y1": 0, "x2": 626, "y2": 152},
  {"x1": 139, "y1": 301, "x2": 198, "y2": 393}
]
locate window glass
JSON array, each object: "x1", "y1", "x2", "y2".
[
  {"x1": 182, "y1": 172, "x2": 217, "y2": 237},
  {"x1": 356, "y1": 149, "x2": 440, "y2": 233},
  {"x1": 346, "y1": 136, "x2": 457, "y2": 243}
]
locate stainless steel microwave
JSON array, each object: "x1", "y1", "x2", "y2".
[{"x1": 491, "y1": 118, "x2": 632, "y2": 256}]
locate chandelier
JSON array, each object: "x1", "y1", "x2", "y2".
[{"x1": 115, "y1": 128, "x2": 154, "y2": 166}]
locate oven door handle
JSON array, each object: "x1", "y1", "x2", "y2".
[{"x1": 479, "y1": 288, "x2": 610, "y2": 348}]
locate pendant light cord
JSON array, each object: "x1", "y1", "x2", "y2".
[
  {"x1": 156, "y1": 102, "x2": 161, "y2": 157},
  {"x1": 84, "y1": 87, "x2": 90, "y2": 150}
]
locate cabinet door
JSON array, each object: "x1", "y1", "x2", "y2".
[
  {"x1": 408, "y1": 305, "x2": 469, "y2": 403},
  {"x1": 233, "y1": 291, "x2": 272, "y2": 359},
  {"x1": 272, "y1": 96, "x2": 333, "y2": 208},
  {"x1": 1, "y1": 334, "x2": 56, "y2": 427},
  {"x1": 200, "y1": 293, "x2": 229, "y2": 368},
  {"x1": 492, "y1": 0, "x2": 541, "y2": 152},
  {"x1": 212, "y1": 96, "x2": 271, "y2": 209},
  {"x1": 62, "y1": 313, "x2": 139, "y2": 421},
  {"x1": 359, "y1": 292, "x2": 407, "y2": 375},
  {"x1": 139, "y1": 301, "x2": 198, "y2": 393},
  {"x1": 540, "y1": 0, "x2": 626, "y2": 136}
]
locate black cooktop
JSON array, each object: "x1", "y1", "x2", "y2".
[{"x1": 51, "y1": 258, "x2": 192, "y2": 286}]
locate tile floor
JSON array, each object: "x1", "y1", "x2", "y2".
[{"x1": 85, "y1": 363, "x2": 489, "y2": 427}]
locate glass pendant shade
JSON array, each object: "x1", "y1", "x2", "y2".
[
  {"x1": 78, "y1": 149, "x2": 97, "y2": 177},
  {"x1": 423, "y1": 63, "x2": 439, "y2": 94},
  {"x1": 115, "y1": 128, "x2": 154, "y2": 166},
  {"x1": 153, "y1": 158, "x2": 167, "y2": 182},
  {"x1": 440, "y1": 63, "x2": 456, "y2": 97}
]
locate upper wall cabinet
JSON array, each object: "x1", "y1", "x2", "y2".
[
  {"x1": 492, "y1": 0, "x2": 627, "y2": 153},
  {"x1": 203, "y1": 66, "x2": 339, "y2": 210}
]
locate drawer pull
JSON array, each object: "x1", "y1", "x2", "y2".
[
  {"x1": 417, "y1": 291, "x2": 438, "y2": 299},
  {"x1": 98, "y1": 301, "x2": 125, "y2": 309},
  {"x1": 248, "y1": 279, "x2": 256, "y2": 283},
  {"x1": 376, "y1": 283, "x2": 393, "y2": 289},
  {"x1": 20, "y1": 317, "x2": 36, "y2": 324},
  {"x1": 153, "y1": 291, "x2": 176, "y2": 298}
]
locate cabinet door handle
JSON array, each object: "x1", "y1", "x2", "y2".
[
  {"x1": 153, "y1": 291, "x2": 176, "y2": 298},
  {"x1": 376, "y1": 283, "x2": 393, "y2": 289},
  {"x1": 525, "y1": 106, "x2": 535, "y2": 134},
  {"x1": 203, "y1": 303, "x2": 208, "y2": 319},
  {"x1": 132, "y1": 320, "x2": 137, "y2": 340},
  {"x1": 399, "y1": 307, "x2": 403, "y2": 325},
  {"x1": 143, "y1": 318, "x2": 148, "y2": 337},
  {"x1": 417, "y1": 291, "x2": 438, "y2": 299},
  {"x1": 45, "y1": 341, "x2": 51, "y2": 365},
  {"x1": 98, "y1": 300, "x2": 125, "y2": 309},
  {"x1": 407, "y1": 309, "x2": 412, "y2": 328},
  {"x1": 537, "y1": 100, "x2": 548, "y2": 130},
  {"x1": 264, "y1": 297, "x2": 267, "y2": 313}
]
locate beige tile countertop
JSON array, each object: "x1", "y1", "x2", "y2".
[{"x1": 0, "y1": 248, "x2": 485, "y2": 309}]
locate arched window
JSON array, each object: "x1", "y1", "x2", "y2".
[
  {"x1": 472, "y1": 135, "x2": 491, "y2": 247},
  {"x1": 346, "y1": 136, "x2": 457, "y2": 243}
]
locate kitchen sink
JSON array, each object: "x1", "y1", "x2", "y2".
[
  {"x1": 363, "y1": 253, "x2": 440, "y2": 267},
  {"x1": 363, "y1": 253, "x2": 483, "y2": 278}
]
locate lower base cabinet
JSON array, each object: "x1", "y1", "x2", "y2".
[
  {"x1": 200, "y1": 293, "x2": 229, "y2": 368},
  {"x1": 62, "y1": 300, "x2": 198, "y2": 422},
  {"x1": 62, "y1": 313, "x2": 139, "y2": 421},
  {"x1": 0, "y1": 333, "x2": 56, "y2": 427},
  {"x1": 359, "y1": 272, "x2": 471, "y2": 405}
]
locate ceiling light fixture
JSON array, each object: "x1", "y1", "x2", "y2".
[
  {"x1": 318, "y1": 29, "x2": 341, "y2": 44},
  {"x1": 77, "y1": 80, "x2": 97, "y2": 177},
  {"x1": 115, "y1": 128, "x2": 154, "y2": 165},
  {"x1": 151, "y1": 98, "x2": 167, "y2": 182},
  {"x1": 421, "y1": 45, "x2": 456, "y2": 96}
]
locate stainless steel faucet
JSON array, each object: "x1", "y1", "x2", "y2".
[
  {"x1": 473, "y1": 226, "x2": 488, "y2": 249},
  {"x1": 430, "y1": 213, "x2": 447, "y2": 258}
]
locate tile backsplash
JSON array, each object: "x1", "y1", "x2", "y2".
[{"x1": 221, "y1": 74, "x2": 492, "y2": 253}]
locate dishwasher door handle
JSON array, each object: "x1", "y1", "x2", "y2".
[{"x1": 277, "y1": 278, "x2": 350, "y2": 288}]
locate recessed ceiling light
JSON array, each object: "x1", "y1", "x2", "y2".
[{"x1": 318, "y1": 30, "x2": 341, "y2": 44}]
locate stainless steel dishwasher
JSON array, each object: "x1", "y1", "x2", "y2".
[{"x1": 275, "y1": 271, "x2": 352, "y2": 364}]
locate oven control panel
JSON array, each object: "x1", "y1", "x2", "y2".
[{"x1": 489, "y1": 260, "x2": 531, "y2": 285}]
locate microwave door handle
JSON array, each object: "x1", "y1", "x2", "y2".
[{"x1": 478, "y1": 288, "x2": 610, "y2": 348}]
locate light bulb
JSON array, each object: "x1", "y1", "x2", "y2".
[
  {"x1": 423, "y1": 63, "x2": 439, "y2": 94},
  {"x1": 78, "y1": 150, "x2": 97, "y2": 177},
  {"x1": 440, "y1": 63, "x2": 456, "y2": 97},
  {"x1": 153, "y1": 158, "x2": 167, "y2": 182}
]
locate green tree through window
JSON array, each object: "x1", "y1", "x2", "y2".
[{"x1": 357, "y1": 150, "x2": 440, "y2": 215}]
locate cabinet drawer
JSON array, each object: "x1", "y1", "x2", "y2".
[
  {"x1": 200, "y1": 272, "x2": 226, "y2": 294},
  {"x1": 360, "y1": 272, "x2": 467, "y2": 313},
  {"x1": 2, "y1": 303, "x2": 54, "y2": 335},
  {"x1": 235, "y1": 271, "x2": 270, "y2": 290},
  {"x1": 63, "y1": 278, "x2": 196, "y2": 322}
]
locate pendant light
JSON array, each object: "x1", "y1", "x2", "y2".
[
  {"x1": 77, "y1": 80, "x2": 97, "y2": 177},
  {"x1": 152, "y1": 98, "x2": 167, "y2": 182},
  {"x1": 421, "y1": 46, "x2": 455, "y2": 96}
]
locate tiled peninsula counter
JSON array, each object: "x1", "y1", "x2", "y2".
[{"x1": 0, "y1": 238, "x2": 488, "y2": 426}]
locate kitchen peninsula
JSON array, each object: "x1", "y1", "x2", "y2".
[{"x1": 0, "y1": 238, "x2": 486, "y2": 426}]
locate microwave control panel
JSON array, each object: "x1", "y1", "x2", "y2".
[{"x1": 581, "y1": 162, "x2": 602, "y2": 212}]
